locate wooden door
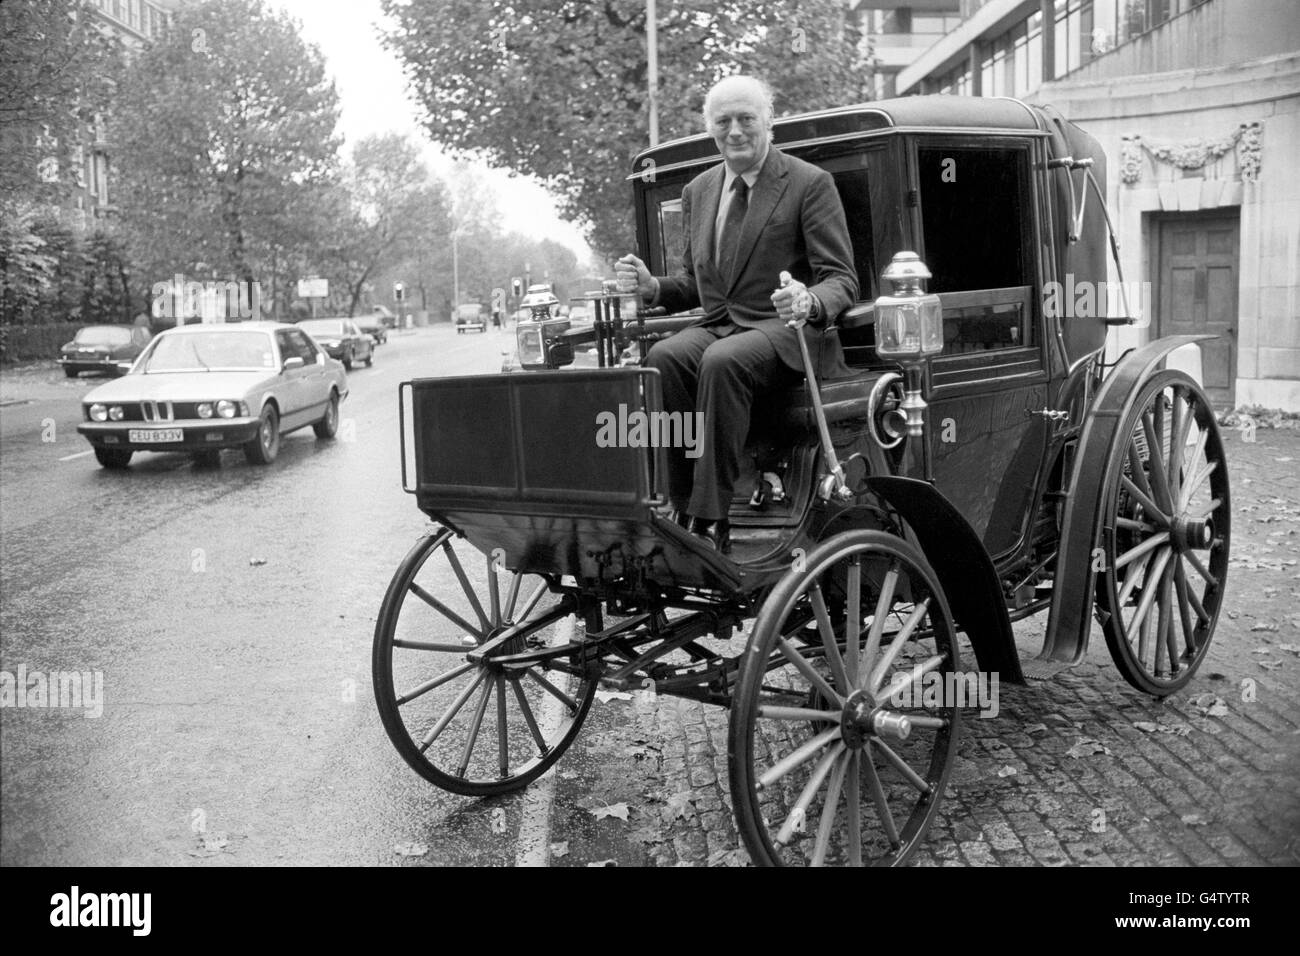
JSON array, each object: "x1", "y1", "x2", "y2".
[{"x1": 1156, "y1": 211, "x2": 1239, "y2": 407}]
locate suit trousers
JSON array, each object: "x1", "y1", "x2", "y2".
[{"x1": 647, "y1": 323, "x2": 801, "y2": 521}]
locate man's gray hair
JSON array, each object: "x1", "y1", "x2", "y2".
[{"x1": 702, "y1": 75, "x2": 775, "y2": 125}]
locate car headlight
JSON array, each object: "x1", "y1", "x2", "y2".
[
  {"x1": 198, "y1": 403, "x2": 214, "y2": 418},
  {"x1": 108, "y1": 405, "x2": 124, "y2": 421},
  {"x1": 89, "y1": 404, "x2": 108, "y2": 422},
  {"x1": 216, "y1": 400, "x2": 237, "y2": 419}
]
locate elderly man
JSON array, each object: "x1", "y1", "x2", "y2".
[{"x1": 616, "y1": 75, "x2": 858, "y2": 552}]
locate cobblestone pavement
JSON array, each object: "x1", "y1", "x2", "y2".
[{"x1": 540, "y1": 426, "x2": 1300, "y2": 866}]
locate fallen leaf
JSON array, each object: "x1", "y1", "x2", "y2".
[
  {"x1": 1257, "y1": 659, "x2": 1283, "y2": 671},
  {"x1": 249, "y1": 557, "x2": 267, "y2": 566},
  {"x1": 1278, "y1": 644, "x2": 1300, "y2": 656},
  {"x1": 586, "y1": 859, "x2": 618, "y2": 867},
  {"x1": 629, "y1": 825, "x2": 667, "y2": 846},
  {"x1": 1180, "y1": 813, "x2": 1207, "y2": 826},
  {"x1": 394, "y1": 842, "x2": 428, "y2": 858},
  {"x1": 591, "y1": 802, "x2": 630, "y2": 822},
  {"x1": 665, "y1": 791, "x2": 697, "y2": 821},
  {"x1": 199, "y1": 835, "x2": 228, "y2": 852},
  {"x1": 550, "y1": 841, "x2": 569, "y2": 859},
  {"x1": 490, "y1": 807, "x2": 507, "y2": 834},
  {"x1": 1251, "y1": 622, "x2": 1280, "y2": 632},
  {"x1": 1133, "y1": 721, "x2": 1162, "y2": 732},
  {"x1": 595, "y1": 690, "x2": 633, "y2": 704},
  {"x1": 1066, "y1": 737, "x2": 1112, "y2": 758},
  {"x1": 1199, "y1": 697, "x2": 1230, "y2": 718},
  {"x1": 706, "y1": 847, "x2": 749, "y2": 867},
  {"x1": 997, "y1": 765, "x2": 1018, "y2": 778}
]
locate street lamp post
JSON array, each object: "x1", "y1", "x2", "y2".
[{"x1": 647, "y1": 0, "x2": 659, "y2": 146}]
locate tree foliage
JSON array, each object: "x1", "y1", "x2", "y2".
[
  {"x1": 381, "y1": 0, "x2": 874, "y2": 259},
  {"x1": 111, "y1": 0, "x2": 342, "y2": 297}
]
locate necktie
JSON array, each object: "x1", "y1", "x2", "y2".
[{"x1": 716, "y1": 177, "x2": 749, "y2": 276}]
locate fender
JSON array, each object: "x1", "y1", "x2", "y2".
[
  {"x1": 866, "y1": 476, "x2": 1024, "y2": 684},
  {"x1": 1040, "y1": 334, "x2": 1215, "y2": 663}
]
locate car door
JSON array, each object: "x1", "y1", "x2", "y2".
[
  {"x1": 288, "y1": 328, "x2": 331, "y2": 420},
  {"x1": 273, "y1": 329, "x2": 311, "y2": 430}
]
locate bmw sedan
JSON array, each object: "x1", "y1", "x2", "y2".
[
  {"x1": 76, "y1": 322, "x2": 349, "y2": 469},
  {"x1": 297, "y1": 318, "x2": 374, "y2": 370}
]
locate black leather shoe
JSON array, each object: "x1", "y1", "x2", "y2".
[
  {"x1": 689, "y1": 517, "x2": 731, "y2": 554},
  {"x1": 657, "y1": 504, "x2": 691, "y2": 528}
]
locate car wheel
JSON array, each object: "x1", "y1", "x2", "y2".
[
  {"x1": 313, "y1": 390, "x2": 340, "y2": 439},
  {"x1": 342, "y1": 350, "x2": 353, "y2": 371},
  {"x1": 64, "y1": 367, "x2": 79, "y2": 378},
  {"x1": 94, "y1": 447, "x2": 132, "y2": 469},
  {"x1": 243, "y1": 404, "x2": 280, "y2": 465},
  {"x1": 365, "y1": 347, "x2": 374, "y2": 367}
]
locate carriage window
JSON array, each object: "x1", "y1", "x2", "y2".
[
  {"x1": 917, "y1": 146, "x2": 1035, "y2": 353},
  {"x1": 819, "y1": 150, "x2": 884, "y2": 301},
  {"x1": 657, "y1": 196, "x2": 687, "y2": 275}
]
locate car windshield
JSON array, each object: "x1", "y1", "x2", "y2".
[
  {"x1": 141, "y1": 330, "x2": 275, "y2": 372},
  {"x1": 74, "y1": 326, "x2": 131, "y2": 347},
  {"x1": 299, "y1": 320, "x2": 345, "y2": 337}
]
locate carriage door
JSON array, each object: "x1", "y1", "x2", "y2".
[
  {"x1": 1154, "y1": 210, "x2": 1239, "y2": 408},
  {"x1": 912, "y1": 142, "x2": 1051, "y2": 562}
]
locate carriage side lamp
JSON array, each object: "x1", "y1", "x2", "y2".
[{"x1": 874, "y1": 252, "x2": 943, "y2": 437}]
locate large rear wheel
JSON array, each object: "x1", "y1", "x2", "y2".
[
  {"x1": 373, "y1": 526, "x2": 597, "y2": 796},
  {"x1": 1097, "y1": 370, "x2": 1230, "y2": 695},
  {"x1": 729, "y1": 530, "x2": 961, "y2": 866}
]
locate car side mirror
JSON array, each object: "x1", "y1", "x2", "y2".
[{"x1": 283, "y1": 356, "x2": 305, "y2": 371}]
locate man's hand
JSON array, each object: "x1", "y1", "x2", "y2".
[
  {"x1": 615, "y1": 254, "x2": 658, "y2": 301},
  {"x1": 773, "y1": 270, "x2": 813, "y2": 328}
]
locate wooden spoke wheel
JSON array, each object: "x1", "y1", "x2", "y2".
[
  {"x1": 373, "y1": 526, "x2": 597, "y2": 796},
  {"x1": 729, "y1": 530, "x2": 961, "y2": 866},
  {"x1": 1098, "y1": 370, "x2": 1230, "y2": 696}
]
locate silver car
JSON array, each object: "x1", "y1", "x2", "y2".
[{"x1": 76, "y1": 322, "x2": 349, "y2": 469}]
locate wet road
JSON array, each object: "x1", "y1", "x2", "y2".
[{"x1": 0, "y1": 325, "x2": 549, "y2": 866}]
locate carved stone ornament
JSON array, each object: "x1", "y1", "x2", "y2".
[{"x1": 1127, "y1": 122, "x2": 1263, "y2": 183}]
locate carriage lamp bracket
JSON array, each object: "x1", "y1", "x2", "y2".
[{"x1": 898, "y1": 364, "x2": 927, "y2": 437}]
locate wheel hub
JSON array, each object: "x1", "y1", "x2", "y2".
[
  {"x1": 1171, "y1": 514, "x2": 1214, "y2": 551},
  {"x1": 840, "y1": 689, "x2": 912, "y2": 750}
]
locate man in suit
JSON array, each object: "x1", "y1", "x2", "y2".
[{"x1": 615, "y1": 75, "x2": 858, "y2": 552}]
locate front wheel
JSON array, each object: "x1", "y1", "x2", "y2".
[
  {"x1": 729, "y1": 530, "x2": 961, "y2": 866},
  {"x1": 243, "y1": 404, "x2": 280, "y2": 465},
  {"x1": 1097, "y1": 370, "x2": 1230, "y2": 695},
  {"x1": 94, "y1": 447, "x2": 132, "y2": 469},
  {"x1": 373, "y1": 527, "x2": 598, "y2": 796}
]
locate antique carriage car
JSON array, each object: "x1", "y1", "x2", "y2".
[{"x1": 373, "y1": 97, "x2": 1230, "y2": 866}]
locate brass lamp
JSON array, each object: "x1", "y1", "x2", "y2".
[{"x1": 874, "y1": 251, "x2": 943, "y2": 436}]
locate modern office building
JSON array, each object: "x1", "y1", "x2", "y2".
[{"x1": 888, "y1": 0, "x2": 1299, "y2": 409}]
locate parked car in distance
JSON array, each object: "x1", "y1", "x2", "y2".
[
  {"x1": 297, "y1": 317, "x2": 374, "y2": 369},
  {"x1": 455, "y1": 303, "x2": 487, "y2": 333},
  {"x1": 372, "y1": 304, "x2": 398, "y2": 329},
  {"x1": 59, "y1": 324, "x2": 150, "y2": 377},
  {"x1": 76, "y1": 322, "x2": 348, "y2": 469},
  {"x1": 355, "y1": 313, "x2": 388, "y2": 346}
]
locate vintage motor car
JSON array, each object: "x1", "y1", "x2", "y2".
[
  {"x1": 297, "y1": 317, "x2": 374, "y2": 370},
  {"x1": 455, "y1": 303, "x2": 488, "y2": 334},
  {"x1": 77, "y1": 321, "x2": 348, "y2": 469},
  {"x1": 374, "y1": 97, "x2": 1230, "y2": 867},
  {"x1": 58, "y1": 324, "x2": 151, "y2": 377}
]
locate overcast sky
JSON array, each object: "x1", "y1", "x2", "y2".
[{"x1": 268, "y1": 0, "x2": 596, "y2": 264}]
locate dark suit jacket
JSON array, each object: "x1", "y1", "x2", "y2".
[{"x1": 653, "y1": 147, "x2": 858, "y2": 379}]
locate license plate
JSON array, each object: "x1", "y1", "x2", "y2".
[{"x1": 128, "y1": 428, "x2": 183, "y2": 443}]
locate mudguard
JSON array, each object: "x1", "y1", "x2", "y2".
[
  {"x1": 866, "y1": 476, "x2": 1024, "y2": 684},
  {"x1": 1040, "y1": 335, "x2": 1215, "y2": 663}
]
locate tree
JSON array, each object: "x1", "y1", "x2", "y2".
[
  {"x1": 322, "y1": 134, "x2": 452, "y2": 317},
  {"x1": 0, "y1": 0, "x2": 122, "y2": 206},
  {"x1": 111, "y1": 0, "x2": 341, "y2": 301},
  {"x1": 381, "y1": 0, "x2": 873, "y2": 259}
]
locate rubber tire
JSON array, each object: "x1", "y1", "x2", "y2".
[
  {"x1": 313, "y1": 390, "x2": 339, "y2": 439},
  {"x1": 342, "y1": 351, "x2": 352, "y2": 371},
  {"x1": 94, "y1": 447, "x2": 132, "y2": 469},
  {"x1": 64, "y1": 367, "x2": 79, "y2": 378},
  {"x1": 243, "y1": 404, "x2": 280, "y2": 465},
  {"x1": 364, "y1": 347, "x2": 373, "y2": 367}
]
